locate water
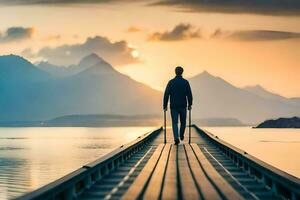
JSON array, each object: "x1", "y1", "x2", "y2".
[
  {"x1": 204, "y1": 127, "x2": 300, "y2": 179},
  {"x1": 1, "y1": 127, "x2": 300, "y2": 199},
  {"x1": 0, "y1": 127, "x2": 155, "y2": 199}
]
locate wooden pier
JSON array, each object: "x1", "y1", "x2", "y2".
[{"x1": 17, "y1": 126, "x2": 300, "y2": 200}]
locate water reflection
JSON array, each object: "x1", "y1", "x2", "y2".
[
  {"x1": 0, "y1": 157, "x2": 30, "y2": 199},
  {"x1": 0, "y1": 127, "x2": 154, "y2": 199},
  {"x1": 204, "y1": 127, "x2": 300, "y2": 179}
]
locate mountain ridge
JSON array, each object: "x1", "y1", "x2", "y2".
[
  {"x1": 256, "y1": 117, "x2": 300, "y2": 128},
  {"x1": 188, "y1": 71, "x2": 300, "y2": 124},
  {"x1": 0, "y1": 54, "x2": 53, "y2": 83},
  {"x1": 0, "y1": 54, "x2": 162, "y2": 121},
  {"x1": 37, "y1": 53, "x2": 114, "y2": 77},
  {"x1": 1, "y1": 55, "x2": 299, "y2": 124}
]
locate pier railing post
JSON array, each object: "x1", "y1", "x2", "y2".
[
  {"x1": 188, "y1": 108, "x2": 191, "y2": 144},
  {"x1": 164, "y1": 110, "x2": 167, "y2": 144}
]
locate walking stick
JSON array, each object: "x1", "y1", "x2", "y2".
[
  {"x1": 164, "y1": 110, "x2": 167, "y2": 144},
  {"x1": 188, "y1": 108, "x2": 191, "y2": 144}
]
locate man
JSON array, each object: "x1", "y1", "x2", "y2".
[{"x1": 163, "y1": 66, "x2": 193, "y2": 145}]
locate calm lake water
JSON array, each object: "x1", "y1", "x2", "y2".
[
  {"x1": 204, "y1": 127, "x2": 300, "y2": 179},
  {"x1": 0, "y1": 127, "x2": 300, "y2": 199},
  {"x1": 0, "y1": 127, "x2": 155, "y2": 199}
]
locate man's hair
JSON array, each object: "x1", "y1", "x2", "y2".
[{"x1": 175, "y1": 66, "x2": 184, "y2": 76}]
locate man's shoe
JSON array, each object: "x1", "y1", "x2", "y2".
[
  {"x1": 180, "y1": 135, "x2": 184, "y2": 141},
  {"x1": 174, "y1": 139, "x2": 180, "y2": 145}
]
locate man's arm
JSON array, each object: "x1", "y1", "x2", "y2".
[
  {"x1": 163, "y1": 81, "x2": 171, "y2": 110},
  {"x1": 187, "y1": 81, "x2": 193, "y2": 110}
]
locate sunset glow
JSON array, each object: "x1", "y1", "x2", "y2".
[{"x1": 0, "y1": 2, "x2": 299, "y2": 97}]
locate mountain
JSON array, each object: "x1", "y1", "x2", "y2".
[
  {"x1": 256, "y1": 117, "x2": 300, "y2": 128},
  {"x1": 44, "y1": 114, "x2": 161, "y2": 127},
  {"x1": 290, "y1": 98, "x2": 300, "y2": 106},
  {"x1": 0, "y1": 55, "x2": 52, "y2": 83},
  {"x1": 189, "y1": 71, "x2": 300, "y2": 124},
  {"x1": 0, "y1": 55, "x2": 57, "y2": 120},
  {"x1": 1, "y1": 55, "x2": 300, "y2": 125},
  {"x1": 193, "y1": 118, "x2": 245, "y2": 127},
  {"x1": 50, "y1": 54, "x2": 162, "y2": 117},
  {"x1": 77, "y1": 53, "x2": 106, "y2": 70},
  {"x1": 36, "y1": 61, "x2": 72, "y2": 77},
  {"x1": 36, "y1": 53, "x2": 108, "y2": 77},
  {"x1": 0, "y1": 54, "x2": 162, "y2": 121},
  {"x1": 244, "y1": 85, "x2": 286, "y2": 102},
  {"x1": 243, "y1": 85, "x2": 300, "y2": 107}
]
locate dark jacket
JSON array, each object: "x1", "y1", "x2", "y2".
[{"x1": 163, "y1": 75, "x2": 193, "y2": 109}]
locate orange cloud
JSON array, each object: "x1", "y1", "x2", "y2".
[
  {"x1": 23, "y1": 35, "x2": 140, "y2": 66},
  {"x1": 211, "y1": 29, "x2": 300, "y2": 41},
  {"x1": 127, "y1": 26, "x2": 142, "y2": 33},
  {"x1": 44, "y1": 35, "x2": 61, "y2": 41},
  {"x1": 148, "y1": 23, "x2": 201, "y2": 41}
]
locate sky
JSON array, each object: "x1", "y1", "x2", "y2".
[{"x1": 0, "y1": 1, "x2": 299, "y2": 97}]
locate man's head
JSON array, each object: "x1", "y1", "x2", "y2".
[{"x1": 175, "y1": 66, "x2": 184, "y2": 76}]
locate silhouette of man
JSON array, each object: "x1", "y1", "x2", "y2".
[{"x1": 163, "y1": 66, "x2": 193, "y2": 145}]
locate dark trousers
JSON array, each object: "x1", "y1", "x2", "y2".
[{"x1": 170, "y1": 108, "x2": 187, "y2": 140}]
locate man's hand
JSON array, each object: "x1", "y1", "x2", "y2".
[
  {"x1": 163, "y1": 107, "x2": 167, "y2": 112},
  {"x1": 188, "y1": 105, "x2": 192, "y2": 110}
]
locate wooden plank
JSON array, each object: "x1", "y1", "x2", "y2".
[
  {"x1": 191, "y1": 143, "x2": 244, "y2": 200},
  {"x1": 161, "y1": 145, "x2": 178, "y2": 200},
  {"x1": 184, "y1": 144, "x2": 222, "y2": 200},
  {"x1": 144, "y1": 144, "x2": 171, "y2": 199},
  {"x1": 178, "y1": 145, "x2": 200, "y2": 200},
  {"x1": 121, "y1": 144, "x2": 165, "y2": 200}
]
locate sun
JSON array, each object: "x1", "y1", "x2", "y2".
[{"x1": 131, "y1": 50, "x2": 139, "y2": 58}]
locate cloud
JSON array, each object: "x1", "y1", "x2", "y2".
[
  {"x1": 152, "y1": 0, "x2": 300, "y2": 16},
  {"x1": 0, "y1": 27, "x2": 34, "y2": 43},
  {"x1": 211, "y1": 29, "x2": 224, "y2": 39},
  {"x1": 1, "y1": 0, "x2": 298, "y2": 16},
  {"x1": 127, "y1": 26, "x2": 142, "y2": 33},
  {"x1": 211, "y1": 29, "x2": 300, "y2": 41},
  {"x1": 23, "y1": 36, "x2": 139, "y2": 66},
  {"x1": 0, "y1": 0, "x2": 110, "y2": 5},
  {"x1": 0, "y1": 0, "x2": 144, "y2": 5},
  {"x1": 44, "y1": 35, "x2": 61, "y2": 41},
  {"x1": 229, "y1": 30, "x2": 300, "y2": 41},
  {"x1": 21, "y1": 48, "x2": 36, "y2": 58},
  {"x1": 148, "y1": 23, "x2": 201, "y2": 41}
]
